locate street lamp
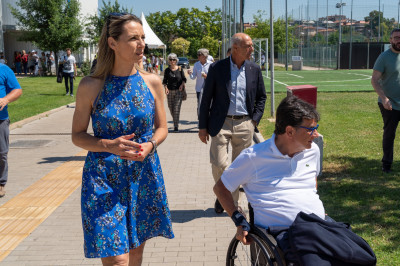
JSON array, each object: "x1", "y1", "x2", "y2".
[{"x1": 336, "y1": 1, "x2": 346, "y2": 70}]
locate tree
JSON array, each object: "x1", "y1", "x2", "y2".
[
  {"x1": 245, "y1": 10, "x2": 296, "y2": 54},
  {"x1": 200, "y1": 36, "x2": 219, "y2": 58},
  {"x1": 10, "y1": 0, "x2": 84, "y2": 68},
  {"x1": 364, "y1": 10, "x2": 395, "y2": 42},
  {"x1": 171, "y1": 38, "x2": 190, "y2": 57},
  {"x1": 146, "y1": 11, "x2": 178, "y2": 49},
  {"x1": 147, "y1": 7, "x2": 222, "y2": 56},
  {"x1": 86, "y1": 0, "x2": 132, "y2": 45}
]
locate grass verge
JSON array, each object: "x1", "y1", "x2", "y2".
[{"x1": 8, "y1": 76, "x2": 82, "y2": 123}]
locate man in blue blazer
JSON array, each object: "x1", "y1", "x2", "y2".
[{"x1": 198, "y1": 33, "x2": 267, "y2": 213}]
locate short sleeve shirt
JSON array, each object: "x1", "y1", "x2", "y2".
[
  {"x1": 373, "y1": 49, "x2": 400, "y2": 110},
  {"x1": 221, "y1": 135, "x2": 325, "y2": 229},
  {"x1": 0, "y1": 64, "x2": 22, "y2": 120},
  {"x1": 63, "y1": 55, "x2": 76, "y2": 73}
]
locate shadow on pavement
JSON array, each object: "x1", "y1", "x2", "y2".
[
  {"x1": 38, "y1": 156, "x2": 86, "y2": 164},
  {"x1": 170, "y1": 208, "x2": 226, "y2": 223}
]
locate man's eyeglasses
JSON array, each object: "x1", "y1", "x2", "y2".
[
  {"x1": 106, "y1": 12, "x2": 128, "y2": 38},
  {"x1": 392, "y1": 36, "x2": 400, "y2": 41},
  {"x1": 298, "y1": 124, "x2": 319, "y2": 135}
]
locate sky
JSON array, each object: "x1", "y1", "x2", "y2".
[{"x1": 99, "y1": 0, "x2": 399, "y2": 23}]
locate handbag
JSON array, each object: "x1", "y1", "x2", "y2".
[
  {"x1": 182, "y1": 87, "x2": 187, "y2": 101},
  {"x1": 179, "y1": 66, "x2": 187, "y2": 101},
  {"x1": 56, "y1": 63, "x2": 63, "y2": 83}
]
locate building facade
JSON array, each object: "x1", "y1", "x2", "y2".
[{"x1": 0, "y1": 0, "x2": 98, "y2": 68}]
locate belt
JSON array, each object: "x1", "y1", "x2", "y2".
[{"x1": 226, "y1": 115, "x2": 248, "y2": 120}]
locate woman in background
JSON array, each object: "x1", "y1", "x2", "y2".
[{"x1": 162, "y1": 53, "x2": 186, "y2": 132}]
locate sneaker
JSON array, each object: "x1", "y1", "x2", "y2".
[
  {"x1": 70, "y1": 94, "x2": 74, "y2": 97},
  {"x1": 65, "y1": 92, "x2": 69, "y2": 96},
  {"x1": 0, "y1": 185, "x2": 5, "y2": 197}
]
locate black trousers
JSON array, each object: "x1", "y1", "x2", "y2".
[
  {"x1": 378, "y1": 103, "x2": 400, "y2": 167},
  {"x1": 63, "y1": 72, "x2": 74, "y2": 94}
]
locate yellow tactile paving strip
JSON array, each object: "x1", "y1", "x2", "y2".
[{"x1": 0, "y1": 150, "x2": 87, "y2": 261}]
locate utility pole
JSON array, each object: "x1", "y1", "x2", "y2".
[
  {"x1": 270, "y1": 0, "x2": 275, "y2": 117},
  {"x1": 398, "y1": 1, "x2": 400, "y2": 29},
  {"x1": 378, "y1": 0, "x2": 381, "y2": 42},
  {"x1": 285, "y1": 0, "x2": 288, "y2": 71},
  {"x1": 349, "y1": 0, "x2": 353, "y2": 70},
  {"x1": 336, "y1": 1, "x2": 345, "y2": 70}
]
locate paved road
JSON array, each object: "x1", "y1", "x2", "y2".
[{"x1": 0, "y1": 76, "x2": 253, "y2": 265}]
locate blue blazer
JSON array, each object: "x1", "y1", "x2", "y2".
[{"x1": 198, "y1": 57, "x2": 267, "y2": 137}]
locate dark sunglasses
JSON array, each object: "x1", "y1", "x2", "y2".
[
  {"x1": 106, "y1": 12, "x2": 128, "y2": 38},
  {"x1": 169, "y1": 59, "x2": 177, "y2": 61}
]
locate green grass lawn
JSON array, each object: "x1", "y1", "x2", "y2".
[
  {"x1": 263, "y1": 69, "x2": 373, "y2": 92},
  {"x1": 8, "y1": 76, "x2": 82, "y2": 123},
  {"x1": 258, "y1": 91, "x2": 400, "y2": 265}
]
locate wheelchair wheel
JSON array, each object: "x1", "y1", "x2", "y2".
[{"x1": 226, "y1": 232, "x2": 284, "y2": 266}]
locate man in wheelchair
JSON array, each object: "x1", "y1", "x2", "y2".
[{"x1": 214, "y1": 96, "x2": 376, "y2": 265}]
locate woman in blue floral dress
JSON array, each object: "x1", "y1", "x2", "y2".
[{"x1": 72, "y1": 13, "x2": 174, "y2": 265}]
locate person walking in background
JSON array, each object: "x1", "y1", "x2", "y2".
[
  {"x1": 62, "y1": 48, "x2": 77, "y2": 97},
  {"x1": 159, "y1": 55, "x2": 164, "y2": 73},
  {"x1": 0, "y1": 63, "x2": 23, "y2": 197},
  {"x1": 21, "y1": 50, "x2": 28, "y2": 75},
  {"x1": 187, "y1": 48, "x2": 211, "y2": 107},
  {"x1": 31, "y1": 50, "x2": 39, "y2": 76},
  {"x1": 163, "y1": 53, "x2": 186, "y2": 132},
  {"x1": 372, "y1": 28, "x2": 400, "y2": 173},
  {"x1": 71, "y1": 13, "x2": 174, "y2": 264},
  {"x1": 198, "y1": 33, "x2": 267, "y2": 213},
  {"x1": 14, "y1": 51, "x2": 22, "y2": 75}
]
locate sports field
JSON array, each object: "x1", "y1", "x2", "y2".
[{"x1": 263, "y1": 69, "x2": 373, "y2": 92}]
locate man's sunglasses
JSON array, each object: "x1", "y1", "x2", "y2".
[{"x1": 298, "y1": 124, "x2": 319, "y2": 135}]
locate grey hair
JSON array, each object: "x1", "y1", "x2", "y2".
[
  {"x1": 197, "y1": 48, "x2": 209, "y2": 57},
  {"x1": 231, "y1": 35, "x2": 243, "y2": 46},
  {"x1": 167, "y1": 53, "x2": 179, "y2": 62}
]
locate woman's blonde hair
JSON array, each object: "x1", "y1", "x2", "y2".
[{"x1": 91, "y1": 13, "x2": 142, "y2": 80}]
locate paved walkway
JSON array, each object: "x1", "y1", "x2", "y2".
[{"x1": 0, "y1": 77, "x2": 253, "y2": 265}]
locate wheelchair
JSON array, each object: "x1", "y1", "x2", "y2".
[{"x1": 226, "y1": 204, "x2": 287, "y2": 266}]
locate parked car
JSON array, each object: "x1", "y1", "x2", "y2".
[{"x1": 177, "y1": 57, "x2": 190, "y2": 69}]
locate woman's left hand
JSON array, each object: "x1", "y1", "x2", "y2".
[
  {"x1": 120, "y1": 141, "x2": 153, "y2": 162},
  {"x1": 179, "y1": 83, "x2": 185, "y2": 91}
]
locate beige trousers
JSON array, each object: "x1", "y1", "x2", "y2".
[{"x1": 210, "y1": 116, "x2": 254, "y2": 206}]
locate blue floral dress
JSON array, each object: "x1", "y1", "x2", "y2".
[{"x1": 81, "y1": 72, "x2": 174, "y2": 258}]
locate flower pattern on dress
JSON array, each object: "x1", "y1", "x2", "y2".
[{"x1": 81, "y1": 72, "x2": 174, "y2": 258}]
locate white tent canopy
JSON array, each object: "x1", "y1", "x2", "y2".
[{"x1": 141, "y1": 12, "x2": 166, "y2": 49}]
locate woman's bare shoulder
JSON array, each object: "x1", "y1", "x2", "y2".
[
  {"x1": 78, "y1": 76, "x2": 104, "y2": 94},
  {"x1": 142, "y1": 72, "x2": 163, "y2": 88}
]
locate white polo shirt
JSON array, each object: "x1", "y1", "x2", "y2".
[{"x1": 221, "y1": 134, "x2": 325, "y2": 229}]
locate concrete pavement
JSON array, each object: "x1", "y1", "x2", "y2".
[{"x1": 0, "y1": 76, "x2": 253, "y2": 265}]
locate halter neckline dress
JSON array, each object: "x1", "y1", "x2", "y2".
[{"x1": 81, "y1": 72, "x2": 174, "y2": 258}]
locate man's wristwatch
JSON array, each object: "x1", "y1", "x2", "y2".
[{"x1": 149, "y1": 139, "x2": 157, "y2": 154}]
